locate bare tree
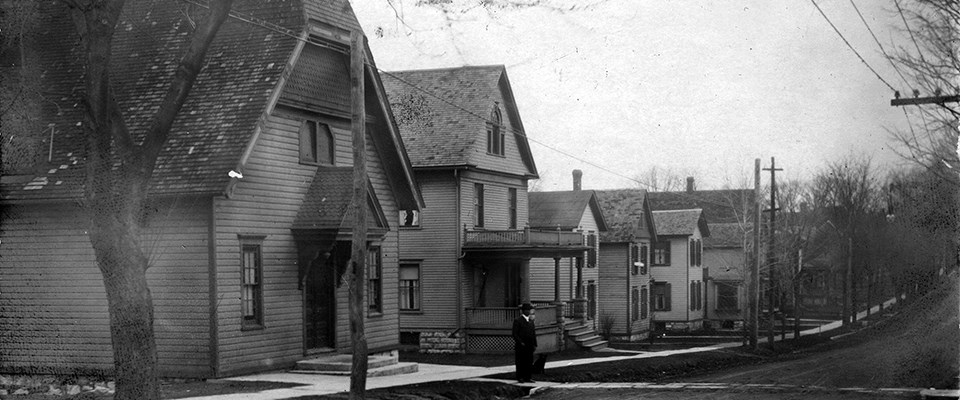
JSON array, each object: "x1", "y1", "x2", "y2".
[
  {"x1": 633, "y1": 165, "x2": 689, "y2": 192},
  {"x1": 52, "y1": 1, "x2": 234, "y2": 399},
  {"x1": 810, "y1": 155, "x2": 881, "y2": 325},
  {"x1": 887, "y1": 0, "x2": 959, "y2": 184}
]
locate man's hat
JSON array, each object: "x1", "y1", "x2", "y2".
[{"x1": 519, "y1": 303, "x2": 534, "y2": 311}]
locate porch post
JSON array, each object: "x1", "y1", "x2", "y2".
[
  {"x1": 553, "y1": 256, "x2": 561, "y2": 303},
  {"x1": 575, "y1": 257, "x2": 584, "y2": 299}
]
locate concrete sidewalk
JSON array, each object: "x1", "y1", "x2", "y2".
[{"x1": 186, "y1": 297, "x2": 899, "y2": 400}]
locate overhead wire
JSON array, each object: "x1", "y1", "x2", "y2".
[
  {"x1": 848, "y1": 0, "x2": 911, "y2": 87},
  {"x1": 809, "y1": 0, "x2": 896, "y2": 92},
  {"x1": 178, "y1": 0, "x2": 768, "y2": 207}
]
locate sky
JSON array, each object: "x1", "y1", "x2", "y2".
[{"x1": 351, "y1": 0, "x2": 917, "y2": 191}]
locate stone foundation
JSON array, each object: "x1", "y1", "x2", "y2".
[{"x1": 417, "y1": 331, "x2": 466, "y2": 354}]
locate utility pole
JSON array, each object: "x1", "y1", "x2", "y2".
[
  {"x1": 348, "y1": 31, "x2": 369, "y2": 400},
  {"x1": 763, "y1": 157, "x2": 782, "y2": 348},
  {"x1": 749, "y1": 159, "x2": 761, "y2": 350},
  {"x1": 890, "y1": 94, "x2": 959, "y2": 107}
]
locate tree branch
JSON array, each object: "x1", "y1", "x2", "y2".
[{"x1": 139, "y1": 0, "x2": 234, "y2": 179}]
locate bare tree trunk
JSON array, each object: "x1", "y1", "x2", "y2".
[{"x1": 64, "y1": 1, "x2": 233, "y2": 398}]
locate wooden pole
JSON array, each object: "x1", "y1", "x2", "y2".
[
  {"x1": 749, "y1": 158, "x2": 760, "y2": 350},
  {"x1": 348, "y1": 31, "x2": 368, "y2": 400}
]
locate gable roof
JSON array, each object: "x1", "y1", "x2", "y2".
[
  {"x1": 528, "y1": 190, "x2": 608, "y2": 231},
  {"x1": 652, "y1": 209, "x2": 709, "y2": 237},
  {"x1": 703, "y1": 222, "x2": 746, "y2": 248},
  {"x1": 648, "y1": 189, "x2": 754, "y2": 224},
  {"x1": 594, "y1": 189, "x2": 658, "y2": 243},
  {"x1": 380, "y1": 65, "x2": 537, "y2": 176},
  {"x1": 292, "y1": 167, "x2": 387, "y2": 231},
  {"x1": 1, "y1": 0, "x2": 423, "y2": 211}
]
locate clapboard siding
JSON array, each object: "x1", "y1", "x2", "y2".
[
  {"x1": 397, "y1": 172, "x2": 461, "y2": 331},
  {"x1": 470, "y1": 78, "x2": 534, "y2": 176},
  {"x1": 598, "y1": 242, "x2": 630, "y2": 335},
  {"x1": 650, "y1": 231, "x2": 706, "y2": 323},
  {"x1": 215, "y1": 107, "x2": 403, "y2": 375},
  {"x1": 0, "y1": 200, "x2": 212, "y2": 377}
]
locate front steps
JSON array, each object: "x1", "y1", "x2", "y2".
[
  {"x1": 564, "y1": 320, "x2": 609, "y2": 351},
  {"x1": 293, "y1": 352, "x2": 418, "y2": 377}
]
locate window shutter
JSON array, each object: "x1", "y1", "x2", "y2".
[
  {"x1": 665, "y1": 283, "x2": 672, "y2": 310},
  {"x1": 664, "y1": 243, "x2": 671, "y2": 265},
  {"x1": 631, "y1": 287, "x2": 640, "y2": 321},
  {"x1": 690, "y1": 281, "x2": 696, "y2": 311},
  {"x1": 690, "y1": 239, "x2": 695, "y2": 267},
  {"x1": 698, "y1": 240, "x2": 703, "y2": 266},
  {"x1": 640, "y1": 286, "x2": 648, "y2": 319},
  {"x1": 587, "y1": 234, "x2": 597, "y2": 268}
]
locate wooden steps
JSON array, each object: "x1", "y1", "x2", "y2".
[
  {"x1": 292, "y1": 352, "x2": 419, "y2": 377},
  {"x1": 564, "y1": 320, "x2": 609, "y2": 351}
]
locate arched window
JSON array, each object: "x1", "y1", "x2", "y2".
[{"x1": 486, "y1": 105, "x2": 505, "y2": 156}]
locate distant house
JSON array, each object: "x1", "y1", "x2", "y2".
[
  {"x1": 650, "y1": 209, "x2": 709, "y2": 331},
  {"x1": 594, "y1": 188, "x2": 659, "y2": 340},
  {"x1": 382, "y1": 66, "x2": 590, "y2": 354},
  {"x1": 0, "y1": 0, "x2": 422, "y2": 378},
  {"x1": 527, "y1": 170, "x2": 609, "y2": 350},
  {"x1": 649, "y1": 178, "x2": 753, "y2": 329}
]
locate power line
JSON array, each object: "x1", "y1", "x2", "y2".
[
  {"x1": 894, "y1": 0, "x2": 928, "y2": 65},
  {"x1": 179, "y1": 0, "x2": 758, "y2": 203},
  {"x1": 848, "y1": 0, "x2": 910, "y2": 87},
  {"x1": 810, "y1": 0, "x2": 896, "y2": 92}
]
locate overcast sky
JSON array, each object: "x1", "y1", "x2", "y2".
[{"x1": 352, "y1": 0, "x2": 916, "y2": 191}]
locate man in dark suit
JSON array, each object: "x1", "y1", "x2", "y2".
[{"x1": 512, "y1": 302, "x2": 537, "y2": 383}]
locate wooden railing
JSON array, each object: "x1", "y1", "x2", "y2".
[
  {"x1": 465, "y1": 306, "x2": 559, "y2": 329},
  {"x1": 532, "y1": 299, "x2": 587, "y2": 319},
  {"x1": 463, "y1": 226, "x2": 584, "y2": 247}
]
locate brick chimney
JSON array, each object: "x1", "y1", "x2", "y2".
[
  {"x1": 573, "y1": 169, "x2": 583, "y2": 191},
  {"x1": 686, "y1": 176, "x2": 695, "y2": 193}
]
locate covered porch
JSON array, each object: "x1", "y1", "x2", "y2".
[{"x1": 460, "y1": 226, "x2": 592, "y2": 354}]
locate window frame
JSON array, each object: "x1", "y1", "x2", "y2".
[
  {"x1": 652, "y1": 240, "x2": 671, "y2": 266},
  {"x1": 631, "y1": 286, "x2": 640, "y2": 322},
  {"x1": 716, "y1": 282, "x2": 739, "y2": 311},
  {"x1": 399, "y1": 209, "x2": 421, "y2": 228},
  {"x1": 399, "y1": 262, "x2": 422, "y2": 312},
  {"x1": 239, "y1": 235, "x2": 266, "y2": 330},
  {"x1": 640, "y1": 286, "x2": 649, "y2": 319},
  {"x1": 299, "y1": 119, "x2": 335, "y2": 166},
  {"x1": 367, "y1": 247, "x2": 383, "y2": 314},
  {"x1": 508, "y1": 187, "x2": 518, "y2": 229},
  {"x1": 486, "y1": 106, "x2": 505, "y2": 156},
  {"x1": 652, "y1": 282, "x2": 671, "y2": 311},
  {"x1": 474, "y1": 183, "x2": 485, "y2": 228}
]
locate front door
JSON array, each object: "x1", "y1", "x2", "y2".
[
  {"x1": 304, "y1": 247, "x2": 344, "y2": 352},
  {"x1": 505, "y1": 261, "x2": 522, "y2": 306}
]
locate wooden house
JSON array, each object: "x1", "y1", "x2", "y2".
[
  {"x1": 594, "y1": 188, "x2": 659, "y2": 341},
  {"x1": 527, "y1": 170, "x2": 609, "y2": 350},
  {"x1": 382, "y1": 66, "x2": 590, "y2": 354},
  {"x1": 0, "y1": 0, "x2": 422, "y2": 378},
  {"x1": 648, "y1": 179, "x2": 753, "y2": 329},
  {"x1": 649, "y1": 209, "x2": 709, "y2": 331}
]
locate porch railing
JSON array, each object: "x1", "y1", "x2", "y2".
[
  {"x1": 465, "y1": 305, "x2": 559, "y2": 329},
  {"x1": 532, "y1": 299, "x2": 587, "y2": 319},
  {"x1": 463, "y1": 226, "x2": 585, "y2": 247}
]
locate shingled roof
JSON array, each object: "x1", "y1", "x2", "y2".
[
  {"x1": 0, "y1": 0, "x2": 306, "y2": 202},
  {"x1": 703, "y1": 222, "x2": 746, "y2": 248},
  {"x1": 648, "y1": 189, "x2": 753, "y2": 224},
  {"x1": 292, "y1": 167, "x2": 387, "y2": 231},
  {"x1": 595, "y1": 189, "x2": 658, "y2": 243},
  {"x1": 528, "y1": 190, "x2": 607, "y2": 231},
  {"x1": 652, "y1": 209, "x2": 709, "y2": 237},
  {"x1": 380, "y1": 65, "x2": 536, "y2": 175}
]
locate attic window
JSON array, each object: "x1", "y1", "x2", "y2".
[
  {"x1": 486, "y1": 105, "x2": 505, "y2": 156},
  {"x1": 299, "y1": 120, "x2": 334, "y2": 165}
]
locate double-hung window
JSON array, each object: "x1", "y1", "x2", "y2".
[
  {"x1": 652, "y1": 240, "x2": 671, "y2": 266},
  {"x1": 399, "y1": 263, "x2": 421, "y2": 311},
  {"x1": 367, "y1": 248, "x2": 382, "y2": 313},
  {"x1": 474, "y1": 183, "x2": 484, "y2": 227},
  {"x1": 240, "y1": 236, "x2": 265, "y2": 329},
  {"x1": 652, "y1": 282, "x2": 671, "y2": 311}
]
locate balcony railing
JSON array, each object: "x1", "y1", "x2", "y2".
[
  {"x1": 464, "y1": 305, "x2": 559, "y2": 329},
  {"x1": 463, "y1": 226, "x2": 585, "y2": 247}
]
